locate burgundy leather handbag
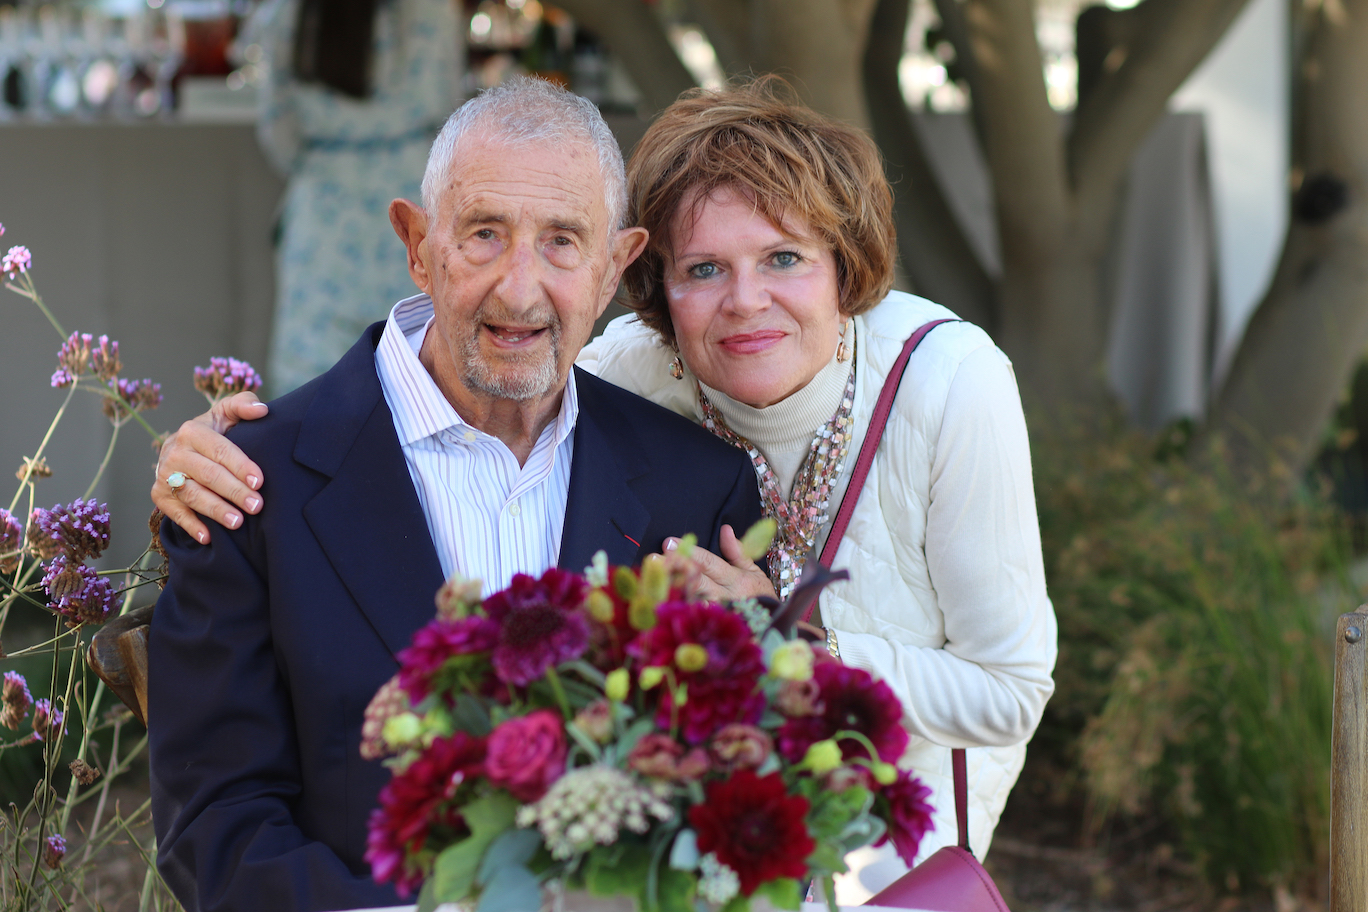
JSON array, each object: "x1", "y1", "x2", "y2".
[{"x1": 807, "y1": 319, "x2": 1011, "y2": 912}]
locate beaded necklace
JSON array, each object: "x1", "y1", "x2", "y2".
[{"x1": 697, "y1": 353, "x2": 857, "y2": 601}]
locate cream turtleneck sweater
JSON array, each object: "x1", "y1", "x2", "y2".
[{"x1": 699, "y1": 343, "x2": 853, "y2": 501}]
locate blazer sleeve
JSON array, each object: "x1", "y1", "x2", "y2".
[{"x1": 149, "y1": 519, "x2": 399, "y2": 912}]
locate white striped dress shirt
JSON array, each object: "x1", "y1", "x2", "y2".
[{"x1": 374, "y1": 294, "x2": 577, "y2": 595}]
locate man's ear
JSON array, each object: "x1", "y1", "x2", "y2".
[
  {"x1": 597, "y1": 226, "x2": 650, "y2": 317},
  {"x1": 390, "y1": 199, "x2": 432, "y2": 294}
]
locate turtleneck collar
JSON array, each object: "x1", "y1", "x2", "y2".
[{"x1": 699, "y1": 326, "x2": 853, "y2": 500}]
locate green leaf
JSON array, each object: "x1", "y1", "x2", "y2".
[
  {"x1": 614, "y1": 716, "x2": 658, "y2": 763},
  {"x1": 416, "y1": 878, "x2": 441, "y2": 912},
  {"x1": 720, "y1": 894, "x2": 751, "y2": 912},
  {"x1": 586, "y1": 843, "x2": 653, "y2": 898},
  {"x1": 429, "y1": 792, "x2": 521, "y2": 900},
  {"x1": 668, "y1": 828, "x2": 699, "y2": 870},
  {"x1": 565, "y1": 720, "x2": 605, "y2": 762},
  {"x1": 475, "y1": 864, "x2": 542, "y2": 912},
  {"x1": 451, "y1": 695, "x2": 493, "y2": 736},
  {"x1": 804, "y1": 786, "x2": 872, "y2": 841},
  {"x1": 652, "y1": 866, "x2": 696, "y2": 912},
  {"x1": 804, "y1": 842, "x2": 847, "y2": 876},
  {"x1": 754, "y1": 877, "x2": 803, "y2": 911},
  {"x1": 477, "y1": 828, "x2": 543, "y2": 886}
]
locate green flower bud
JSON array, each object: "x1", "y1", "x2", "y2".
[
  {"x1": 641, "y1": 554, "x2": 669, "y2": 604},
  {"x1": 605, "y1": 668, "x2": 630, "y2": 702},
  {"x1": 587, "y1": 589, "x2": 616, "y2": 623},
  {"x1": 873, "y1": 762, "x2": 898, "y2": 786},
  {"x1": 381, "y1": 712, "x2": 423, "y2": 747},
  {"x1": 629, "y1": 599, "x2": 658, "y2": 631},
  {"x1": 640, "y1": 666, "x2": 666, "y2": 690},
  {"x1": 614, "y1": 566, "x2": 639, "y2": 600},
  {"x1": 768, "y1": 640, "x2": 814, "y2": 681},
  {"x1": 674, "y1": 643, "x2": 708, "y2": 672},
  {"x1": 738, "y1": 518, "x2": 777, "y2": 561},
  {"x1": 801, "y1": 740, "x2": 843, "y2": 775}
]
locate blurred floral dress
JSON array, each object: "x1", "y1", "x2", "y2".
[{"x1": 245, "y1": 0, "x2": 462, "y2": 393}]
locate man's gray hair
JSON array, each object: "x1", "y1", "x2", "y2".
[{"x1": 422, "y1": 76, "x2": 628, "y2": 232}]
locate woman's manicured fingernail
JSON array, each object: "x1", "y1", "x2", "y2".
[
  {"x1": 196, "y1": 531, "x2": 208, "y2": 544},
  {"x1": 246, "y1": 495, "x2": 262, "y2": 512},
  {"x1": 247, "y1": 474, "x2": 261, "y2": 489},
  {"x1": 248, "y1": 402, "x2": 268, "y2": 410},
  {"x1": 225, "y1": 512, "x2": 242, "y2": 529},
  {"x1": 664, "y1": 538, "x2": 678, "y2": 552}
]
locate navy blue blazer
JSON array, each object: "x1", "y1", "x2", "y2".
[{"x1": 149, "y1": 323, "x2": 762, "y2": 912}]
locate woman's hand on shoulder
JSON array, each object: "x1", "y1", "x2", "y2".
[
  {"x1": 663, "y1": 524, "x2": 776, "y2": 603},
  {"x1": 152, "y1": 392, "x2": 269, "y2": 544}
]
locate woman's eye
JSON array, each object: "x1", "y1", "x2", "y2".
[
  {"x1": 773, "y1": 251, "x2": 802, "y2": 268},
  {"x1": 688, "y1": 262, "x2": 717, "y2": 279}
]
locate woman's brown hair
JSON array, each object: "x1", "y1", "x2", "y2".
[{"x1": 622, "y1": 76, "x2": 896, "y2": 347}]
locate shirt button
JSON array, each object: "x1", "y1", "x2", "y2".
[
  {"x1": 508, "y1": 503, "x2": 521, "y2": 517},
  {"x1": 463, "y1": 431, "x2": 477, "y2": 442}
]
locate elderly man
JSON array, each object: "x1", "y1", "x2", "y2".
[{"x1": 148, "y1": 78, "x2": 762, "y2": 912}]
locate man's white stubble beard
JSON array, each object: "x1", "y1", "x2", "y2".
[{"x1": 458, "y1": 303, "x2": 564, "y2": 402}]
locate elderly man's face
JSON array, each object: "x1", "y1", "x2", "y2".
[{"x1": 392, "y1": 135, "x2": 645, "y2": 411}]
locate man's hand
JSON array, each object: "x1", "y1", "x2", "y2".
[
  {"x1": 663, "y1": 524, "x2": 776, "y2": 603},
  {"x1": 152, "y1": 392, "x2": 269, "y2": 544}
]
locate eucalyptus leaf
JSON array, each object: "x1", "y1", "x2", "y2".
[
  {"x1": 416, "y1": 878, "x2": 441, "y2": 912},
  {"x1": 565, "y1": 720, "x2": 605, "y2": 761},
  {"x1": 754, "y1": 877, "x2": 802, "y2": 911},
  {"x1": 668, "y1": 828, "x2": 699, "y2": 870},
  {"x1": 477, "y1": 828, "x2": 543, "y2": 886},
  {"x1": 561, "y1": 659, "x2": 607, "y2": 687},
  {"x1": 430, "y1": 792, "x2": 521, "y2": 900},
  {"x1": 452, "y1": 696, "x2": 493, "y2": 736},
  {"x1": 615, "y1": 716, "x2": 657, "y2": 760},
  {"x1": 475, "y1": 864, "x2": 542, "y2": 912},
  {"x1": 760, "y1": 629, "x2": 786, "y2": 664}
]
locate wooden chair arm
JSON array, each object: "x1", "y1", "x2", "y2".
[{"x1": 86, "y1": 604, "x2": 153, "y2": 728}]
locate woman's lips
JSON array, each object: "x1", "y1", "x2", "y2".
[{"x1": 718, "y1": 330, "x2": 785, "y2": 355}]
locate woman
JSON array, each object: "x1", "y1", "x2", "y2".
[
  {"x1": 151, "y1": 79, "x2": 1055, "y2": 903},
  {"x1": 247, "y1": 0, "x2": 461, "y2": 393}
]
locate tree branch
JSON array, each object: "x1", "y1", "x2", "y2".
[
  {"x1": 929, "y1": 0, "x2": 987, "y2": 146},
  {"x1": 1068, "y1": 0, "x2": 1252, "y2": 220},
  {"x1": 864, "y1": 0, "x2": 995, "y2": 328},
  {"x1": 687, "y1": 0, "x2": 755, "y2": 75},
  {"x1": 553, "y1": 0, "x2": 697, "y2": 114}
]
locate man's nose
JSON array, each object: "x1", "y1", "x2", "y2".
[{"x1": 491, "y1": 240, "x2": 545, "y2": 313}]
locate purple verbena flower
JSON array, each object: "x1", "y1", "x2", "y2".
[
  {"x1": 2, "y1": 245, "x2": 31, "y2": 278},
  {"x1": 51, "y1": 332, "x2": 93, "y2": 388},
  {"x1": 91, "y1": 335, "x2": 121, "y2": 382},
  {"x1": 41, "y1": 555, "x2": 119, "y2": 625},
  {"x1": 31, "y1": 698, "x2": 64, "y2": 742},
  {"x1": 29, "y1": 499, "x2": 111, "y2": 561},
  {"x1": 0, "y1": 507, "x2": 22, "y2": 573},
  {"x1": 42, "y1": 834, "x2": 66, "y2": 869},
  {"x1": 102, "y1": 377, "x2": 163, "y2": 425},
  {"x1": 1, "y1": 671, "x2": 32, "y2": 730},
  {"x1": 193, "y1": 357, "x2": 263, "y2": 403}
]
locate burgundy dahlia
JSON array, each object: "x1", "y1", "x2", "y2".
[
  {"x1": 365, "y1": 731, "x2": 487, "y2": 897},
  {"x1": 628, "y1": 601, "x2": 766, "y2": 744},
  {"x1": 688, "y1": 769, "x2": 814, "y2": 895},
  {"x1": 396, "y1": 615, "x2": 499, "y2": 700},
  {"x1": 482, "y1": 568, "x2": 590, "y2": 686},
  {"x1": 776, "y1": 662, "x2": 908, "y2": 764},
  {"x1": 875, "y1": 768, "x2": 936, "y2": 865}
]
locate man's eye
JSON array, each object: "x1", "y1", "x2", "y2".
[
  {"x1": 688, "y1": 263, "x2": 717, "y2": 279},
  {"x1": 475, "y1": 228, "x2": 496, "y2": 241},
  {"x1": 551, "y1": 236, "x2": 573, "y2": 246}
]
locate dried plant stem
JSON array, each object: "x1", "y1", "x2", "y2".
[
  {"x1": 81, "y1": 424, "x2": 120, "y2": 501},
  {"x1": 7, "y1": 385, "x2": 76, "y2": 515}
]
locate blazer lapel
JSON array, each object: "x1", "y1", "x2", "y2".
[
  {"x1": 298, "y1": 326, "x2": 445, "y2": 660},
  {"x1": 559, "y1": 369, "x2": 652, "y2": 573}
]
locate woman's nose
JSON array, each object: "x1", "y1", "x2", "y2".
[{"x1": 723, "y1": 269, "x2": 770, "y2": 317}]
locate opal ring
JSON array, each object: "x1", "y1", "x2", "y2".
[{"x1": 165, "y1": 471, "x2": 188, "y2": 493}]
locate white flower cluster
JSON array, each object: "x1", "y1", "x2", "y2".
[
  {"x1": 730, "y1": 597, "x2": 770, "y2": 636},
  {"x1": 515, "y1": 766, "x2": 675, "y2": 860},
  {"x1": 697, "y1": 852, "x2": 740, "y2": 905}
]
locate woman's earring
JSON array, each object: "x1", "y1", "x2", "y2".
[
  {"x1": 836, "y1": 322, "x2": 851, "y2": 364},
  {"x1": 669, "y1": 356, "x2": 684, "y2": 380}
]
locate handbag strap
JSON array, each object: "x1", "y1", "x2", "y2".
[{"x1": 796, "y1": 317, "x2": 972, "y2": 852}]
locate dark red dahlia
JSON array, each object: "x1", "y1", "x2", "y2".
[
  {"x1": 688, "y1": 769, "x2": 814, "y2": 895},
  {"x1": 776, "y1": 662, "x2": 908, "y2": 764},
  {"x1": 396, "y1": 615, "x2": 499, "y2": 700},
  {"x1": 874, "y1": 768, "x2": 936, "y2": 865},
  {"x1": 482, "y1": 569, "x2": 591, "y2": 686},
  {"x1": 365, "y1": 732, "x2": 487, "y2": 897},
  {"x1": 628, "y1": 601, "x2": 766, "y2": 744}
]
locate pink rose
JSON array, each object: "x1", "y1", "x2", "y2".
[
  {"x1": 485, "y1": 710, "x2": 567, "y2": 801},
  {"x1": 708, "y1": 724, "x2": 773, "y2": 773}
]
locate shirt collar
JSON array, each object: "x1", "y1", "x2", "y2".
[{"x1": 375, "y1": 293, "x2": 579, "y2": 449}]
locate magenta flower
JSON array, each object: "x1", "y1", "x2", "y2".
[
  {"x1": 2, "y1": 245, "x2": 31, "y2": 278},
  {"x1": 42, "y1": 834, "x2": 66, "y2": 869},
  {"x1": 366, "y1": 731, "x2": 487, "y2": 897},
  {"x1": 396, "y1": 615, "x2": 499, "y2": 700},
  {"x1": 103, "y1": 377, "x2": 163, "y2": 425},
  {"x1": 31, "y1": 698, "x2": 64, "y2": 742},
  {"x1": 0, "y1": 508, "x2": 22, "y2": 573},
  {"x1": 776, "y1": 662, "x2": 909, "y2": 765},
  {"x1": 41, "y1": 556, "x2": 119, "y2": 625},
  {"x1": 29, "y1": 499, "x2": 111, "y2": 561},
  {"x1": 1, "y1": 671, "x2": 32, "y2": 730},
  {"x1": 193, "y1": 357, "x2": 263, "y2": 402},
  {"x1": 91, "y1": 335, "x2": 121, "y2": 382},
  {"x1": 875, "y1": 769, "x2": 936, "y2": 865},
  {"x1": 482, "y1": 568, "x2": 590, "y2": 686},
  {"x1": 629, "y1": 601, "x2": 767, "y2": 744},
  {"x1": 485, "y1": 710, "x2": 567, "y2": 800}
]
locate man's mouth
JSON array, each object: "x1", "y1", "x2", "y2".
[{"x1": 486, "y1": 325, "x2": 545, "y2": 344}]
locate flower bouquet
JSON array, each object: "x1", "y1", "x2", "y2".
[{"x1": 361, "y1": 536, "x2": 934, "y2": 912}]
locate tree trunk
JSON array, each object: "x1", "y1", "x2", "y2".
[
  {"x1": 1206, "y1": 0, "x2": 1368, "y2": 473},
  {"x1": 551, "y1": 0, "x2": 697, "y2": 114}
]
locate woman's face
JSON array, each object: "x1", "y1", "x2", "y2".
[{"x1": 663, "y1": 188, "x2": 843, "y2": 409}]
